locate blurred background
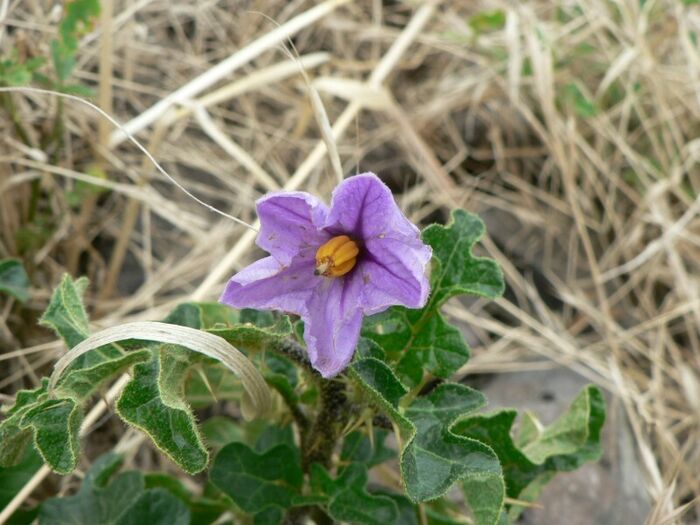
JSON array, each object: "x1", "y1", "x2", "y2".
[{"x1": 1, "y1": 1, "x2": 700, "y2": 523}]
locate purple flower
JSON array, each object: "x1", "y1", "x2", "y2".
[{"x1": 220, "y1": 173, "x2": 431, "y2": 377}]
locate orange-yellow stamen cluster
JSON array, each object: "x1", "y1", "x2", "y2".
[{"x1": 315, "y1": 235, "x2": 359, "y2": 277}]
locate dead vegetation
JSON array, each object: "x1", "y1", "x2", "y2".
[{"x1": 1, "y1": 1, "x2": 700, "y2": 523}]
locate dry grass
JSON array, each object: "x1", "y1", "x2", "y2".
[{"x1": 1, "y1": 1, "x2": 700, "y2": 523}]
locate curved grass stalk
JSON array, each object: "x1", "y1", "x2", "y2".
[{"x1": 49, "y1": 321, "x2": 272, "y2": 420}]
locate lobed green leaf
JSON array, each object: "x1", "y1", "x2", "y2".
[
  {"x1": 363, "y1": 210, "x2": 505, "y2": 385},
  {"x1": 39, "y1": 275, "x2": 90, "y2": 349},
  {"x1": 116, "y1": 346, "x2": 208, "y2": 474},
  {"x1": 20, "y1": 398, "x2": 81, "y2": 474},
  {"x1": 350, "y1": 358, "x2": 504, "y2": 524}
]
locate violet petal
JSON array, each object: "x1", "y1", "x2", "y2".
[
  {"x1": 357, "y1": 232, "x2": 431, "y2": 315},
  {"x1": 303, "y1": 276, "x2": 364, "y2": 378},
  {"x1": 219, "y1": 256, "x2": 317, "y2": 315},
  {"x1": 256, "y1": 192, "x2": 330, "y2": 264}
]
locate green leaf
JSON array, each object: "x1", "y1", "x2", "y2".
[
  {"x1": 0, "y1": 259, "x2": 30, "y2": 303},
  {"x1": 377, "y1": 492, "x2": 419, "y2": 525},
  {"x1": 424, "y1": 210, "x2": 504, "y2": 303},
  {"x1": 350, "y1": 358, "x2": 411, "y2": 434},
  {"x1": 114, "y1": 489, "x2": 189, "y2": 525},
  {"x1": 0, "y1": 54, "x2": 44, "y2": 87},
  {"x1": 341, "y1": 428, "x2": 395, "y2": 469},
  {"x1": 56, "y1": 83, "x2": 95, "y2": 97},
  {"x1": 41, "y1": 275, "x2": 141, "y2": 375},
  {"x1": 363, "y1": 210, "x2": 504, "y2": 384},
  {"x1": 116, "y1": 346, "x2": 208, "y2": 473},
  {"x1": 469, "y1": 10, "x2": 506, "y2": 33},
  {"x1": 0, "y1": 445, "x2": 43, "y2": 524},
  {"x1": 351, "y1": 358, "x2": 504, "y2": 524},
  {"x1": 309, "y1": 463, "x2": 399, "y2": 525},
  {"x1": 55, "y1": 349, "x2": 152, "y2": 401},
  {"x1": 210, "y1": 442, "x2": 303, "y2": 514},
  {"x1": 209, "y1": 316, "x2": 292, "y2": 353},
  {"x1": 20, "y1": 398, "x2": 81, "y2": 474},
  {"x1": 254, "y1": 507, "x2": 284, "y2": 525},
  {"x1": 453, "y1": 385, "x2": 605, "y2": 518},
  {"x1": 563, "y1": 83, "x2": 597, "y2": 118},
  {"x1": 201, "y1": 416, "x2": 244, "y2": 452},
  {"x1": 65, "y1": 165, "x2": 108, "y2": 208},
  {"x1": 144, "y1": 473, "x2": 227, "y2": 525},
  {"x1": 165, "y1": 302, "x2": 292, "y2": 352},
  {"x1": 401, "y1": 384, "x2": 502, "y2": 511},
  {"x1": 39, "y1": 274, "x2": 89, "y2": 349},
  {"x1": 51, "y1": 0, "x2": 100, "y2": 82},
  {"x1": 0, "y1": 381, "x2": 49, "y2": 466},
  {"x1": 185, "y1": 361, "x2": 244, "y2": 408},
  {"x1": 39, "y1": 453, "x2": 191, "y2": 525},
  {"x1": 254, "y1": 424, "x2": 296, "y2": 453}
]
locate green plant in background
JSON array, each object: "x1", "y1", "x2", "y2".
[
  {"x1": 48, "y1": 0, "x2": 100, "y2": 95},
  {"x1": 0, "y1": 259, "x2": 30, "y2": 304},
  {"x1": 0, "y1": 176, "x2": 605, "y2": 524}
]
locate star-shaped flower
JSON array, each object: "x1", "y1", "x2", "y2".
[{"x1": 220, "y1": 173, "x2": 431, "y2": 377}]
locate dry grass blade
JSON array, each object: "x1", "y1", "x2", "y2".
[
  {"x1": 3, "y1": 0, "x2": 700, "y2": 522},
  {"x1": 49, "y1": 321, "x2": 272, "y2": 419},
  {"x1": 107, "y1": 0, "x2": 350, "y2": 147}
]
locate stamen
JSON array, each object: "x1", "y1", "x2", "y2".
[{"x1": 315, "y1": 235, "x2": 359, "y2": 277}]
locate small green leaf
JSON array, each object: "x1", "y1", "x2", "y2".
[
  {"x1": 210, "y1": 442, "x2": 303, "y2": 514},
  {"x1": 364, "y1": 210, "x2": 504, "y2": 384},
  {"x1": 0, "y1": 53, "x2": 44, "y2": 87},
  {"x1": 563, "y1": 83, "x2": 597, "y2": 118},
  {"x1": 0, "y1": 259, "x2": 30, "y2": 303},
  {"x1": 453, "y1": 385, "x2": 605, "y2": 518},
  {"x1": 0, "y1": 381, "x2": 49, "y2": 466},
  {"x1": 39, "y1": 274, "x2": 90, "y2": 349},
  {"x1": 469, "y1": 10, "x2": 506, "y2": 33},
  {"x1": 209, "y1": 316, "x2": 292, "y2": 353},
  {"x1": 55, "y1": 350, "x2": 151, "y2": 401},
  {"x1": 40, "y1": 275, "x2": 128, "y2": 373},
  {"x1": 20, "y1": 398, "x2": 81, "y2": 474},
  {"x1": 51, "y1": 0, "x2": 100, "y2": 82},
  {"x1": 165, "y1": 302, "x2": 292, "y2": 352},
  {"x1": 116, "y1": 346, "x2": 208, "y2": 473}
]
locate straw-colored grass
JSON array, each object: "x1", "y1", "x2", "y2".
[{"x1": 1, "y1": 1, "x2": 699, "y2": 523}]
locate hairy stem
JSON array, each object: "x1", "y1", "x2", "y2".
[{"x1": 302, "y1": 377, "x2": 350, "y2": 470}]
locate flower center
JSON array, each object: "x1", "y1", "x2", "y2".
[{"x1": 314, "y1": 235, "x2": 359, "y2": 277}]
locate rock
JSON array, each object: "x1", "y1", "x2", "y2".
[{"x1": 475, "y1": 368, "x2": 651, "y2": 525}]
